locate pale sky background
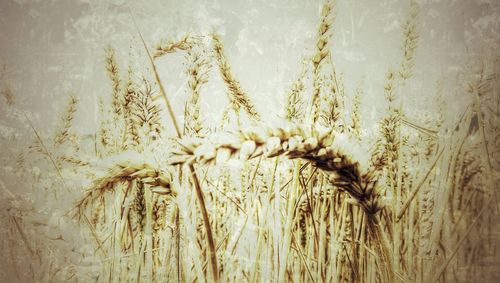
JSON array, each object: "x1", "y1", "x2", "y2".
[{"x1": 0, "y1": 0, "x2": 498, "y2": 138}]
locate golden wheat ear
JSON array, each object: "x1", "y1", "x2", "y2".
[
  {"x1": 53, "y1": 95, "x2": 79, "y2": 146},
  {"x1": 212, "y1": 32, "x2": 261, "y2": 122},
  {"x1": 169, "y1": 123, "x2": 397, "y2": 278},
  {"x1": 74, "y1": 162, "x2": 175, "y2": 219}
]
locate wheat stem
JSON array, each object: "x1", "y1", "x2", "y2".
[{"x1": 130, "y1": 12, "x2": 219, "y2": 282}]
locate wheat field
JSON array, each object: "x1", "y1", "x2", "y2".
[{"x1": 1, "y1": 0, "x2": 499, "y2": 282}]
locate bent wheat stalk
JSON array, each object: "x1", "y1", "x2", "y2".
[
  {"x1": 75, "y1": 162, "x2": 175, "y2": 218},
  {"x1": 131, "y1": 13, "x2": 220, "y2": 281},
  {"x1": 170, "y1": 125, "x2": 381, "y2": 207},
  {"x1": 169, "y1": 123, "x2": 395, "y2": 281}
]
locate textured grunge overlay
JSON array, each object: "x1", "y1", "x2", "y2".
[{"x1": 1, "y1": 0, "x2": 499, "y2": 282}]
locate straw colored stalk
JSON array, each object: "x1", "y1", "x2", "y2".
[
  {"x1": 375, "y1": 0, "x2": 421, "y2": 174},
  {"x1": 132, "y1": 19, "x2": 219, "y2": 281},
  {"x1": 169, "y1": 123, "x2": 394, "y2": 280},
  {"x1": 170, "y1": 124, "x2": 385, "y2": 213},
  {"x1": 378, "y1": 71, "x2": 402, "y2": 275}
]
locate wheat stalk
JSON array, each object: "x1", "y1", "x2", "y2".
[
  {"x1": 183, "y1": 45, "x2": 211, "y2": 137},
  {"x1": 212, "y1": 33, "x2": 261, "y2": 122},
  {"x1": 130, "y1": 79, "x2": 163, "y2": 145},
  {"x1": 399, "y1": 0, "x2": 420, "y2": 81},
  {"x1": 122, "y1": 65, "x2": 139, "y2": 149},
  {"x1": 285, "y1": 59, "x2": 308, "y2": 122},
  {"x1": 131, "y1": 15, "x2": 220, "y2": 281},
  {"x1": 105, "y1": 47, "x2": 123, "y2": 122},
  {"x1": 350, "y1": 82, "x2": 362, "y2": 139},
  {"x1": 53, "y1": 95, "x2": 79, "y2": 146},
  {"x1": 75, "y1": 162, "x2": 175, "y2": 218},
  {"x1": 169, "y1": 123, "x2": 397, "y2": 280},
  {"x1": 169, "y1": 124, "x2": 386, "y2": 214},
  {"x1": 310, "y1": 0, "x2": 336, "y2": 123}
]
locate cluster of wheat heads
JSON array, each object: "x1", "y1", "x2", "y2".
[{"x1": 2, "y1": 0, "x2": 499, "y2": 282}]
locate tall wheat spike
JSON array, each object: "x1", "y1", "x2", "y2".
[
  {"x1": 53, "y1": 95, "x2": 79, "y2": 146},
  {"x1": 183, "y1": 44, "x2": 211, "y2": 137},
  {"x1": 310, "y1": 0, "x2": 336, "y2": 123},
  {"x1": 212, "y1": 33, "x2": 261, "y2": 122}
]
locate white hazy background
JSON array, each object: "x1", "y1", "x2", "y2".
[
  {"x1": 0, "y1": 0, "x2": 499, "y2": 281},
  {"x1": 1, "y1": 0, "x2": 498, "y2": 134}
]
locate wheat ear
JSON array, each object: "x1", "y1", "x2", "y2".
[{"x1": 75, "y1": 163, "x2": 174, "y2": 218}]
